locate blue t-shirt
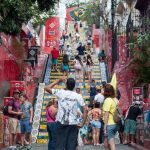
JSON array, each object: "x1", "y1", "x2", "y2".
[{"x1": 20, "y1": 101, "x2": 32, "y2": 120}]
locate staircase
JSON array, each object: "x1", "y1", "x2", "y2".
[{"x1": 32, "y1": 22, "x2": 102, "y2": 144}]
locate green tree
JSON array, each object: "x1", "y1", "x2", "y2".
[
  {"x1": 0, "y1": 0, "x2": 57, "y2": 35},
  {"x1": 80, "y1": 0, "x2": 108, "y2": 28}
]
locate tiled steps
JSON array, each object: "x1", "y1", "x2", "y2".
[{"x1": 36, "y1": 24, "x2": 102, "y2": 144}]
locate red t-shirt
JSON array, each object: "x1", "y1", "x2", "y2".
[{"x1": 51, "y1": 49, "x2": 59, "y2": 59}]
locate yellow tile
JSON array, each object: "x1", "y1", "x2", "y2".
[
  {"x1": 41, "y1": 112, "x2": 46, "y2": 115},
  {"x1": 37, "y1": 139, "x2": 48, "y2": 144},
  {"x1": 40, "y1": 125, "x2": 47, "y2": 129},
  {"x1": 38, "y1": 132, "x2": 48, "y2": 136}
]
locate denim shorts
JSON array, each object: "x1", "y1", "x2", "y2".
[
  {"x1": 107, "y1": 125, "x2": 117, "y2": 141},
  {"x1": 91, "y1": 120, "x2": 101, "y2": 128},
  {"x1": 20, "y1": 119, "x2": 32, "y2": 134}
]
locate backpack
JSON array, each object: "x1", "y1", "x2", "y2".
[
  {"x1": 3, "y1": 99, "x2": 15, "y2": 116},
  {"x1": 111, "y1": 99, "x2": 124, "y2": 128},
  {"x1": 90, "y1": 85, "x2": 97, "y2": 96},
  {"x1": 113, "y1": 106, "x2": 123, "y2": 124}
]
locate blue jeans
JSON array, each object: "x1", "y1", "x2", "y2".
[
  {"x1": 89, "y1": 96, "x2": 95, "y2": 106},
  {"x1": 55, "y1": 122, "x2": 79, "y2": 150},
  {"x1": 47, "y1": 122, "x2": 56, "y2": 150},
  {"x1": 20, "y1": 119, "x2": 32, "y2": 134},
  {"x1": 107, "y1": 125, "x2": 117, "y2": 141}
]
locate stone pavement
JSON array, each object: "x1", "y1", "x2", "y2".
[{"x1": 11, "y1": 144, "x2": 133, "y2": 150}]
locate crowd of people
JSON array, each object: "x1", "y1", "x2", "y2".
[
  {"x1": 44, "y1": 21, "x2": 144, "y2": 150},
  {"x1": 2, "y1": 20, "x2": 146, "y2": 150},
  {"x1": 45, "y1": 76, "x2": 144, "y2": 150}
]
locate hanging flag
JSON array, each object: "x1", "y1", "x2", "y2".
[{"x1": 110, "y1": 72, "x2": 117, "y2": 91}]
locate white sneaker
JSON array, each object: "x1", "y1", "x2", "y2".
[{"x1": 8, "y1": 146, "x2": 17, "y2": 150}]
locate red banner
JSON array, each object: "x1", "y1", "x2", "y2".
[
  {"x1": 118, "y1": 35, "x2": 126, "y2": 63},
  {"x1": 45, "y1": 17, "x2": 60, "y2": 53},
  {"x1": 10, "y1": 81, "x2": 26, "y2": 96},
  {"x1": 107, "y1": 29, "x2": 112, "y2": 74}
]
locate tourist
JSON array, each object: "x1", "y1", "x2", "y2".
[
  {"x1": 98, "y1": 50, "x2": 106, "y2": 62},
  {"x1": 82, "y1": 56, "x2": 87, "y2": 84},
  {"x1": 88, "y1": 102, "x2": 101, "y2": 146},
  {"x1": 61, "y1": 54, "x2": 70, "y2": 77},
  {"x1": 46, "y1": 99, "x2": 58, "y2": 150},
  {"x1": 62, "y1": 30, "x2": 66, "y2": 42},
  {"x1": 59, "y1": 37, "x2": 64, "y2": 54},
  {"x1": 80, "y1": 22, "x2": 83, "y2": 28},
  {"x1": 87, "y1": 104, "x2": 93, "y2": 145},
  {"x1": 76, "y1": 88, "x2": 81, "y2": 94},
  {"x1": 93, "y1": 89, "x2": 105, "y2": 144},
  {"x1": 94, "y1": 89, "x2": 105, "y2": 107},
  {"x1": 77, "y1": 43, "x2": 85, "y2": 59},
  {"x1": 86, "y1": 54, "x2": 94, "y2": 83},
  {"x1": 75, "y1": 24, "x2": 79, "y2": 33},
  {"x1": 89, "y1": 79, "x2": 97, "y2": 106},
  {"x1": 44, "y1": 77, "x2": 87, "y2": 150},
  {"x1": 103, "y1": 84, "x2": 119, "y2": 150},
  {"x1": 51, "y1": 47, "x2": 59, "y2": 72},
  {"x1": 66, "y1": 44, "x2": 72, "y2": 60},
  {"x1": 19, "y1": 93, "x2": 33, "y2": 150},
  {"x1": 74, "y1": 55, "x2": 83, "y2": 80},
  {"x1": 7, "y1": 90, "x2": 23, "y2": 149},
  {"x1": 123, "y1": 101, "x2": 142, "y2": 145},
  {"x1": 75, "y1": 32, "x2": 80, "y2": 43}
]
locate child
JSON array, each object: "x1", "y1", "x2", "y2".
[{"x1": 88, "y1": 102, "x2": 101, "y2": 146}]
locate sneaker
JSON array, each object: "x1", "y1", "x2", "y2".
[
  {"x1": 8, "y1": 146, "x2": 17, "y2": 150},
  {"x1": 19, "y1": 145, "x2": 25, "y2": 150},
  {"x1": 24, "y1": 139, "x2": 29, "y2": 145},
  {"x1": 27, "y1": 145, "x2": 32, "y2": 150}
]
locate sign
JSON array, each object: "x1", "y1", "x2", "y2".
[
  {"x1": 3, "y1": 97, "x2": 13, "y2": 106},
  {"x1": 45, "y1": 17, "x2": 60, "y2": 53},
  {"x1": 0, "y1": 112, "x2": 3, "y2": 144},
  {"x1": 132, "y1": 87, "x2": 143, "y2": 102},
  {"x1": 10, "y1": 81, "x2": 26, "y2": 96}
]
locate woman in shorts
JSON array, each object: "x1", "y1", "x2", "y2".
[{"x1": 88, "y1": 102, "x2": 101, "y2": 145}]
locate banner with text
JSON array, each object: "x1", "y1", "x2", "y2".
[{"x1": 45, "y1": 17, "x2": 60, "y2": 53}]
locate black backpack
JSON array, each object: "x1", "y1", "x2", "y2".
[{"x1": 3, "y1": 99, "x2": 15, "y2": 116}]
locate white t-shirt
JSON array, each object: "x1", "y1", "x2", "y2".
[
  {"x1": 52, "y1": 89, "x2": 85, "y2": 125},
  {"x1": 59, "y1": 39, "x2": 64, "y2": 46},
  {"x1": 94, "y1": 93, "x2": 104, "y2": 104},
  {"x1": 66, "y1": 47, "x2": 72, "y2": 55}
]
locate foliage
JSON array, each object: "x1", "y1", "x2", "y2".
[
  {"x1": 80, "y1": 0, "x2": 108, "y2": 28},
  {"x1": 0, "y1": 0, "x2": 57, "y2": 35},
  {"x1": 66, "y1": 2, "x2": 85, "y2": 8},
  {"x1": 128, "y1": 33, "x2": 150, "y2": 85}
]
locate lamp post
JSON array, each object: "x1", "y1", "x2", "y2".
[
  {"x1": 78, "y1": 0, "x2": 80, "y2": 20},
  {"x1": 111, "y1": 0, "x2": 117, "y2": 70}
]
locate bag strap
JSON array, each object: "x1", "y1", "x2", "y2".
[
  {"x1": 47, "y1": 107, "x2": 55, "y2": 121},
  {"x1": 109, "y1": 98, "x2": 120, "y2": 115}
]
